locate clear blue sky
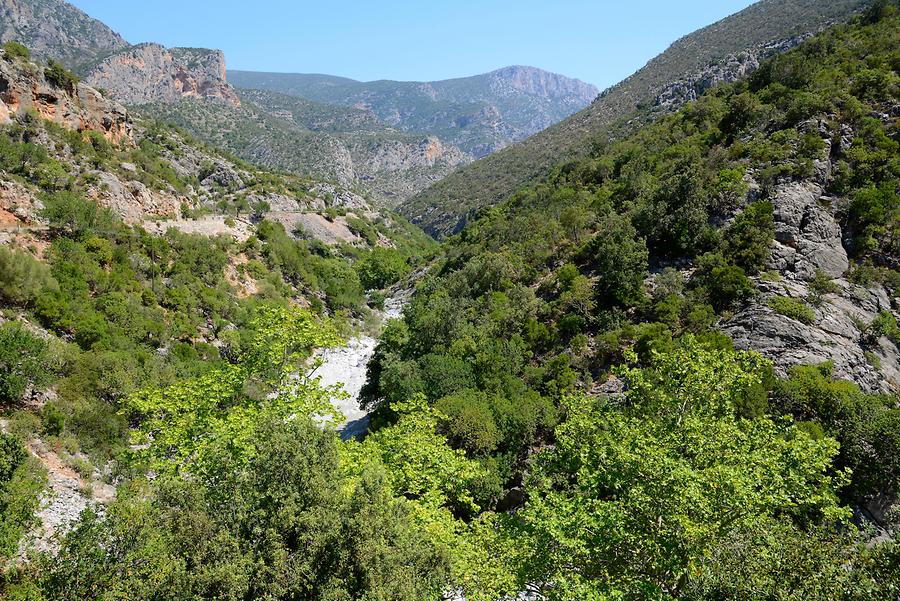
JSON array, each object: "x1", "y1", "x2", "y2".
[{"x1": 69, "y1": 0, "x2": 756, "y2": 88}]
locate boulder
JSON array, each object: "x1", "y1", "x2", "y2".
[{"x1": 769, "y1": 181, "x2": 848, "y2": 279}]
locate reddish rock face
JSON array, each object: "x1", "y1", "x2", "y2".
[
  {"x1": 0, "y1": 49, "x2": 132, "y2": 143},
  {"x1": 85, "y1": 44, "x2": 241, "y2": 107}
]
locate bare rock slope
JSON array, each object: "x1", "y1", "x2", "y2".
[
  {"x1": 0, "y1": 0, "x2": 128, "y2": 71},
  {"x1": 0, "y1": 44, "x2": 131, "y2": 142},
  {"x1": 87, "y1": 43, "x2": 240, "y2": 107},
  {"x1": 723, "y1": 124, "x2": 898, "y2": 394}
]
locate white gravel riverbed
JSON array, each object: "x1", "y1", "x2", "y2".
[{"x1": 314, "y1": 292, "x2": 407, "y2": 439}]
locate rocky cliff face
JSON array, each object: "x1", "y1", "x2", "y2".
[
  {"x1": 0, "y1": 46, "x2": 131, "y2": 143},
  {"x1": 86, "y1": 43, "x2": 240, "y2": 107},
  {"x1": 487, "y1": 65, "x2": 598, "y2": 104},
  {"x1": 723, "y1": 120, "x2": 898, "y2": 395},
  {"x1": 653, "y1": 35, "x2": 810, "y2": 109},
  {"x1": 0, "y1": 0, "x2": 128, "y2": 72}
]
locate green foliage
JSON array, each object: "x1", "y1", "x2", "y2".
[
  {"x1": 773, "y1": 362, "x2": 899, "y2": 507},
  {"x1": 125, "y1": 305, "x2": 342, "y2": 476},
  {"x1": 254, "y1": 219, "x2": 366, "y2": 311},
  {"x1": 2, "y1": 41, "x2": 30, "y2": 61},
  {"x1": 849, "y1": 183, "x2": 899, "y2": 256},
  {"x1": 515, "y1": 340, "x2": 849, "y2": 598},
  {"x1": 41, "y1": 191, "x2": 118, "y2": 238},
  {"x1": 354, "y1": 395, "x2": 497, "y2": 516},
  {"x1": 43, "y1": 59, "x2": 79, "y2": 91},
  {"x1": 721, "y1": 201, "x2": 774, "y2": 274},
  {"x1": 807, "y1": 269, "x2": 840, "y2": 305},
  {"x1": 0, "y1": 433, "x2": 46, "y2": 559},
  {"x1": 435, "y1": 390, "x2": 501, "y2": 457},
  {"x1": 355, "y1": 247, "x2": 410, "y2": 290},
  {"x1": 768, "y1": 295, "x2": 816, "y2": 324},
  {"x1": 581, "y1": 213, "x2": 648, "y2": 308},
  {"x1": 710, "y1": 167, "x2": 750, "y2": 213},
  {"x1": 0, "y1": 128, "x2": 70, "y2": 190},
  {"x1": 26, "y1": 417, "x2": 448, "y2": 600},
  {"x1": 0, "y1": 322, "x2": 51, "y2": 405},
  {"x1": 684, "y1": 517, "x2": 899, "y2": 600},
  {"x1": 869, "y1": 310, "x2": 900, "y2": 344},
  {"x1": 0, "y1": 247, "x2": 58, "y2": 307},
  {"x1": 693, "y1": 252, "x2": 755, "y2": 311}
]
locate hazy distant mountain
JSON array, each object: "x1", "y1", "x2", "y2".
[
  {"x1": 139, "y1": 89, "x2": 471, "y2": 205},
  {"x1": 228, "y1": 66, "x2": 599, "y2": 158},
  {"x1": 401, "y1": 0, "x2": 871, "y2": 237}
]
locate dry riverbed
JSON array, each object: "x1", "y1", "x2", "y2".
[{"x1": 314, "y1": 292, "x2": 406, "y2": 439}]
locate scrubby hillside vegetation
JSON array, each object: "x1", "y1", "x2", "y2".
[
  {"x1": 403, "y1": 0, "x2": 872, "y2": 237},
  {"x1": 139, "y1": 91, "x2": 472, "y2": 206},
  {"x1": 0, "y1": 2, "x2": 898, "y2": 601}
]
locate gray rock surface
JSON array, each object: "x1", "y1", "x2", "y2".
[
  {"x1": 0, "y1": 0, "x2": 128, "y2": 72},
  {"x1": 655, "y1": 35, "x2": 809, "y2": 109},
  {"x1": 768, "y1": 181, "x2": 849, "y2": 279},
  {"x1": 724, "y1": 273, "x2": 897, "y2": 395}
]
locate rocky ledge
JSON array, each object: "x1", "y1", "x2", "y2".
[
  {"x1": 723, "y1": 177, "x2": 897, "y2": 394},
  {"x1": 0, "y1": 47, "x2": 131, "y2": 143}
]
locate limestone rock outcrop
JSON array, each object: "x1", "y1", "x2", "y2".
[
  {"x1": 0, "y1": 47, "x2": 131, "y2": 143},
  {"x1": 724, "y1": 277, "x2": 898, "y2": 393},
  {"x1": 86, "y1": 44, "x2": 240, "y2": 107},
  {"x1": 768, "y1": 182, "x2": 849, "y2": 279},
  {"x1": 654, "y1": 35, "x2": 810, "y2": 109},
  {"x1": 722, "y1": 157, "x2": 895, "y2": 394}
]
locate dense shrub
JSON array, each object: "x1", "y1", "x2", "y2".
[
  {"x1": 768, "y1": 296, "x2": 816, "y2": 324},
  {"x1": 1, "y1": 41, "x2": 30, "y2": 61},
  {"x1": 0, "y1": 433, "x2": 45, "y2": 558},
  {"x1": 721, "y1": 201, "x2": 774, "y2": 274},
  {"x1": 0, "y1": 323, "x2": 51, "y2": 405},
  {"x1": 355, "y1": 247, "x2": 410, "y2": 290},
  {"x1": 774, "y1": 362, "x2": 900, "y2": 505},
  {"x1": 0, "y1": 247, "x2": 58, "y2": 307},
  {"x1": 692, "y1": 252, "x2": 755, "y2": 311},
  {"x1": 41, "y1": 191, "x2": 118, "y2": 238},
  {"x1": 43, "y1": 60, "x2": 79, "y2": 91}
]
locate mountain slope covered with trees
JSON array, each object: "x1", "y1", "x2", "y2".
[
  {"x1": 402, "y1": 0, "x2": 872, "y2": 237},
  {"x1": 229, "y1": 66, "x2": 599, "y2": 158},
  {"x1": 0, "y1": 2, "x2": 898, "y2": 600}
]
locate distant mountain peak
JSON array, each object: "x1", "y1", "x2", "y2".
[
  {"x1": 486, "y1": 65, "x2": 598, "y2": 102},
  {"x1": 229, "y1": 66, "x2": 598, "y2": 157}
]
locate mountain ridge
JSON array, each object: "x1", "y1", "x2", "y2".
[
  {"x1": 228, "y1": 65, "x2": 598, "y2": 158},
  {"x1": 401, "y1": 0, "x2": 872, "y2": 237},
  {"x1": 0, "y1": 0, "x2": 127, "y2": 71}
]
